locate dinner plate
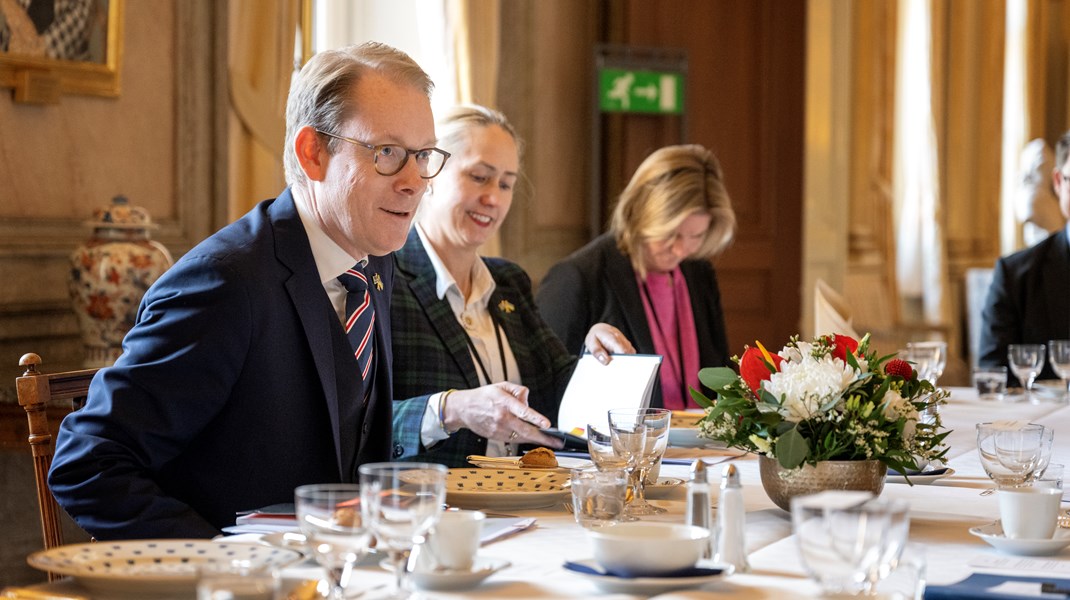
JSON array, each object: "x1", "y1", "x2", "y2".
[
  {"x1": 670, "y1": 410, "x2": 705, "y2": 429},
  {"x1": 407, "y1": 557, "x2": 511, "y2": 591},
  {"x1": 563, "y1": 558, "x2": 731, "y2": 594},
  {"x1": 643, "y1": 477, "x2": 685, "y2": 498},
  {"x1": 466, "y1": 456, "x2": 592, "y2": 470},
  {"x1": 886, "y1": 467, "x2": 955, "y2": 485},
  {"x1": 969, "y1": 522, "x2": 1070, "y2": 556},
  {"x1": 668, "y1": 411, "x2": 727, "y2": 448},
  {"x1": 445, "y1": 469, "x2": 572, "y2": 510},
  {"x1": 26, "y1": 540, "x2": 302, "y2": 598}
]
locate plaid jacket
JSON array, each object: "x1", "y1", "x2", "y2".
[{"x1": 390, "y1": 229, "x2": 576, "y2": 467}]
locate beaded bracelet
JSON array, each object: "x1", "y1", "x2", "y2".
[{"x1": 438, "y1": 389, "x2": 458, "y2": 435}]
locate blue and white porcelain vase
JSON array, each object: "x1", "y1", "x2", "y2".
[{"x1": 68, "y1": 196, "x2": 173, "y2": 367}]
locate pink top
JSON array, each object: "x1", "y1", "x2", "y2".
[{"x1": 638, "y1": 268, "x2": 702, "y2": 409}]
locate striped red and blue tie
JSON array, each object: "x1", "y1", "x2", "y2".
[{"x1": 338, "y1": 264, "x2": 376, "y2": 394}]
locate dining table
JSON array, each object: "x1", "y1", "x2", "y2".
[{"x1": 17, "y1": 385, "x2": 1070, "y2": 599}]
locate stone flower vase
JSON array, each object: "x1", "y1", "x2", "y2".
[
  {"x1": 758, "y1": 455, "x2": 887, "y2": 511},
  {"x1": 69, "y1": 196, "x2": 173, "y2": 367}
]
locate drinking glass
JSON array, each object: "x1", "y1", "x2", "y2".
[
  {"x1": 358, "y1": 462, "x2": 447, "y2": 599},
  {"x1": 906, "y1": 341, "x2": 947, "y2": 385},
  {"x1": 976, "y1": 422, "x2": 1046, "y2": 488},
  {"x1": 587, "y1": 423, "x2": 627, "y2": 470},
  {"x1": 1032, "y1": 426, "x2": 1055, "y2": 481},
  {"x1": 792, "y1": 494, "x2": 910, "y2": 597},
  {"x1": 1048, "y1": 340, "x2": 1070, "y2": 400},
  {"x1": 1008, "y1": 343, "x2": 1046, "y2": 402},
  {"x1": 570, "y1": 466, "x2": 628, "y2": 528},
  {"x1": 294, "y1": 483, "x2": 371, "y2": 600},
  {"x1": 608, "y1": 407, "x2": 671, "y2": 517}
]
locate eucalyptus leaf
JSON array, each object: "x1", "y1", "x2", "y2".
[
  {"x1": 698, "y1": 367, "x2": 738, "y2": 391},
  {"x1": 777, "y1": 426, "x2": 809, "y2": 468},
  {"x1": 689, "y1": 387, "x2": 713, "y2": 408}
]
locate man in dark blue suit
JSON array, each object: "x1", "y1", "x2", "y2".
[
  {"x1": 48, "y1": 42, "x2": 449, "y2": 539},
  {"x1": 980, "y1": 130, "x2": 1070, "y2": 385}
]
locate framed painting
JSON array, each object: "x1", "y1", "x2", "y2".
[{"x1": 0, "y1": 0, "x2": 123, "y2": 102}]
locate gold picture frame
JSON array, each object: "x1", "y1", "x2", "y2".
[{"x1": 0, "y1": 0, "x2": 123, "y2": 103}]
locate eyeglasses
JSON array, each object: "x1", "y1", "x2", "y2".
[{"x1": 316, "y1": 130, "x2": 450, "y2": 179}]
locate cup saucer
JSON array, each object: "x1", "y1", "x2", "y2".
[
  {"x1": 405, "y1": 557, "x2": 511, "y2": 591},
  {"x1": 969, "y1": 521, "x2": 1070, "y2": 556},
  {"x1": 563, "y1": 559, "x2": 731, "y2": 595}
]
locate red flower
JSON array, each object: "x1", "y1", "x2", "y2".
[
  {"x1": 885, "y1": 358, "x2": 913, "y2": 379},
  {"x1": 739, "y1": 346, "x2": 783, "y2": 395},
  {"x1": 828, "y1": 334, "x2": 860, "y2": 363}
]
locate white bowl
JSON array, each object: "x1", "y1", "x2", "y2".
[{"x1": 588, "y1": 523, "x2": 710, "y2": 576}]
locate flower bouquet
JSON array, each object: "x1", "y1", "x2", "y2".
[{"x1": 690, "y1": 334, "x2": 950, "y2": 475}]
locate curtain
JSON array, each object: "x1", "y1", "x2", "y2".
[
  {"x1": 893, "y1": 0, "x2": 950, "y2": 326},
  {"x1": 445, "y1": 0, "x2": 502, "y2": 256},
  {"x1": 227, "y1": 0, "x2": 300, "y2": 220}
]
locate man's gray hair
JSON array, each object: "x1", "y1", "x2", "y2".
[{"x1": 283, "y1": 42, "x2": 434, "y2": 188}]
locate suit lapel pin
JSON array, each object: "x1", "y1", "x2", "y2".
[
  {"x1": 498, "y1": 299, "x2": 515, "y2": 314},
  {"x1": 372, "y1": 273, "x2": 383, "y2": 291}
]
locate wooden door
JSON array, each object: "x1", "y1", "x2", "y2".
[{"x1": 601, "y1": 0, "x2": 806, "y2": 352}]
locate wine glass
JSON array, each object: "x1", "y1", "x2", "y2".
[
  {"x1": 976, "y1": 422, "x2": 1046, "y2": 488},
  {"x1": 358, "y1": 462, "x2": 447, "y2": 599},
  {"x1": 587, "y1": 423, "x2": 628, "y2": 470},
  {"x1": 1008, "y1": 344, "x2": 1046, "y2": 402},
  {"x1": 1048, "y1": 340, "x2": 1070, "y2": 401},
  {"x1": 608, "y1": 408, "x2": 671, "y2": 517},
  {"x1": 294, "y1": 483, "x2": 372, "y2": 600},
  {"x1": 1033, "y1": 426, "x2": 1055, "y2": 481},
  {"x1": 906, "y1": 341, "x2": 947, "y2": 385}
]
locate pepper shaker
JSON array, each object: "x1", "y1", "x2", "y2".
[{"x1": 685, "y1": 459, "x2": 713, "y2": 559}]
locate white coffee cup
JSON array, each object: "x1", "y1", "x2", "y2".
[
  {"x1": 998, "y1": 487, "x2": 1061, "y2": 539},
  {"x1": 425, "y1": 509, "x2": 485, "y2": 571}
]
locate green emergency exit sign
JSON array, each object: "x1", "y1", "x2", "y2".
[{"x1": 598, "y1": 68, "x2": 684, "y2": 114}]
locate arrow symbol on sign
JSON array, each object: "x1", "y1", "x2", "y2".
[{"x1": 634, "y1": 84, "x2": 657, "y2": 101}]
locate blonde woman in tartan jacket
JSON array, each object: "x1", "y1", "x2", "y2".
[{"x1": 389, "y1": 105, "x2": 633, "y2": 468}]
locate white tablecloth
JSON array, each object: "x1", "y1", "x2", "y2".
[{"x1": 31, "y1": 387, "x2": 1070, "y2": 598}]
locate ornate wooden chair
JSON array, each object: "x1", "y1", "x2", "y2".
[{"x1": 15, "y1": 352, "x2": 98, "y2": 560}]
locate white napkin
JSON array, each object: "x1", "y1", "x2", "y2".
[{"x1": 480, "y1": 517, "x2": 537, "y2": 545}]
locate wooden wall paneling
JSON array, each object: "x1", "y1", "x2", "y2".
[
  {"x1": 0, "y1": 0, "x2": 227, "y2": 394},
  {"x1": 497, "y1": 0, "x2": 600, "y2": 279}
]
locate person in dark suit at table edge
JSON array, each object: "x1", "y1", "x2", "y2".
[
  {"x1": 390, "y1": 104, "x2": 634, "y2": 468},
  {"x1": 979, "y1": 129, "x2": 1070, "y2": 385},
  {"x1": 535, "y1": 144, "x2": 736, "y2": 410},
  {"x1": 48, "y1": 42, "x2": 444, "y2": 539}
]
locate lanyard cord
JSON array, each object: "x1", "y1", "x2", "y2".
[
  {"x1": 640, "y1": 277, "x2": 688, "y2": 404},
  {"x1": 462, "y1": 311, "x2": 509, "y2": 386}
]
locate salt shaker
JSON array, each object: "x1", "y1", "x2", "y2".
[
  {"x1": 714, "y1": 463, "x2": 750, "y2": 572},
  {"x1": 685, "y1": 459, "x2": 713, "y2": 559}
]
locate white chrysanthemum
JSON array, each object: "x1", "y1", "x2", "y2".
[
  {"x1": 879, "y1": 389, "x2": 918, "y2": 441},
  {"x1": 764, "y1": 353, "x2": 857, "y2": 422}
]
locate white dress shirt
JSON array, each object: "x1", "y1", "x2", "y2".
[{"x1": 414, "y1": 224, "x2": 521, "y2": 456}]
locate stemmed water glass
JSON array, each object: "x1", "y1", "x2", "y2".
[
  {"x1": 587, "y1": 423, "x2": 628, "y2": 470},
  {"x1": 976, "y1": 422, "x2": 1046, "y2": 488},
  {"x1": 358, "y1": 462, "x2": 447, "y2": 599},
  {"x1": 294, "y1": 483, "x2": 372, "y2": 600},
  {"x1": 1008, "y1": 344, "x2": 1046, "y2": 402},
  {"x1": 1048, "y1": 340, "x2": 1070, "y2": 401},
  {"x1": 1033, "y1": 426, "x2": 1056, "y2": 481},
  {"x1": 906, "y1": 341, "x2": 947, "y2": 385},
  {"x1": 607, "y1": 408, "x2": 671, "y2": 517}
]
